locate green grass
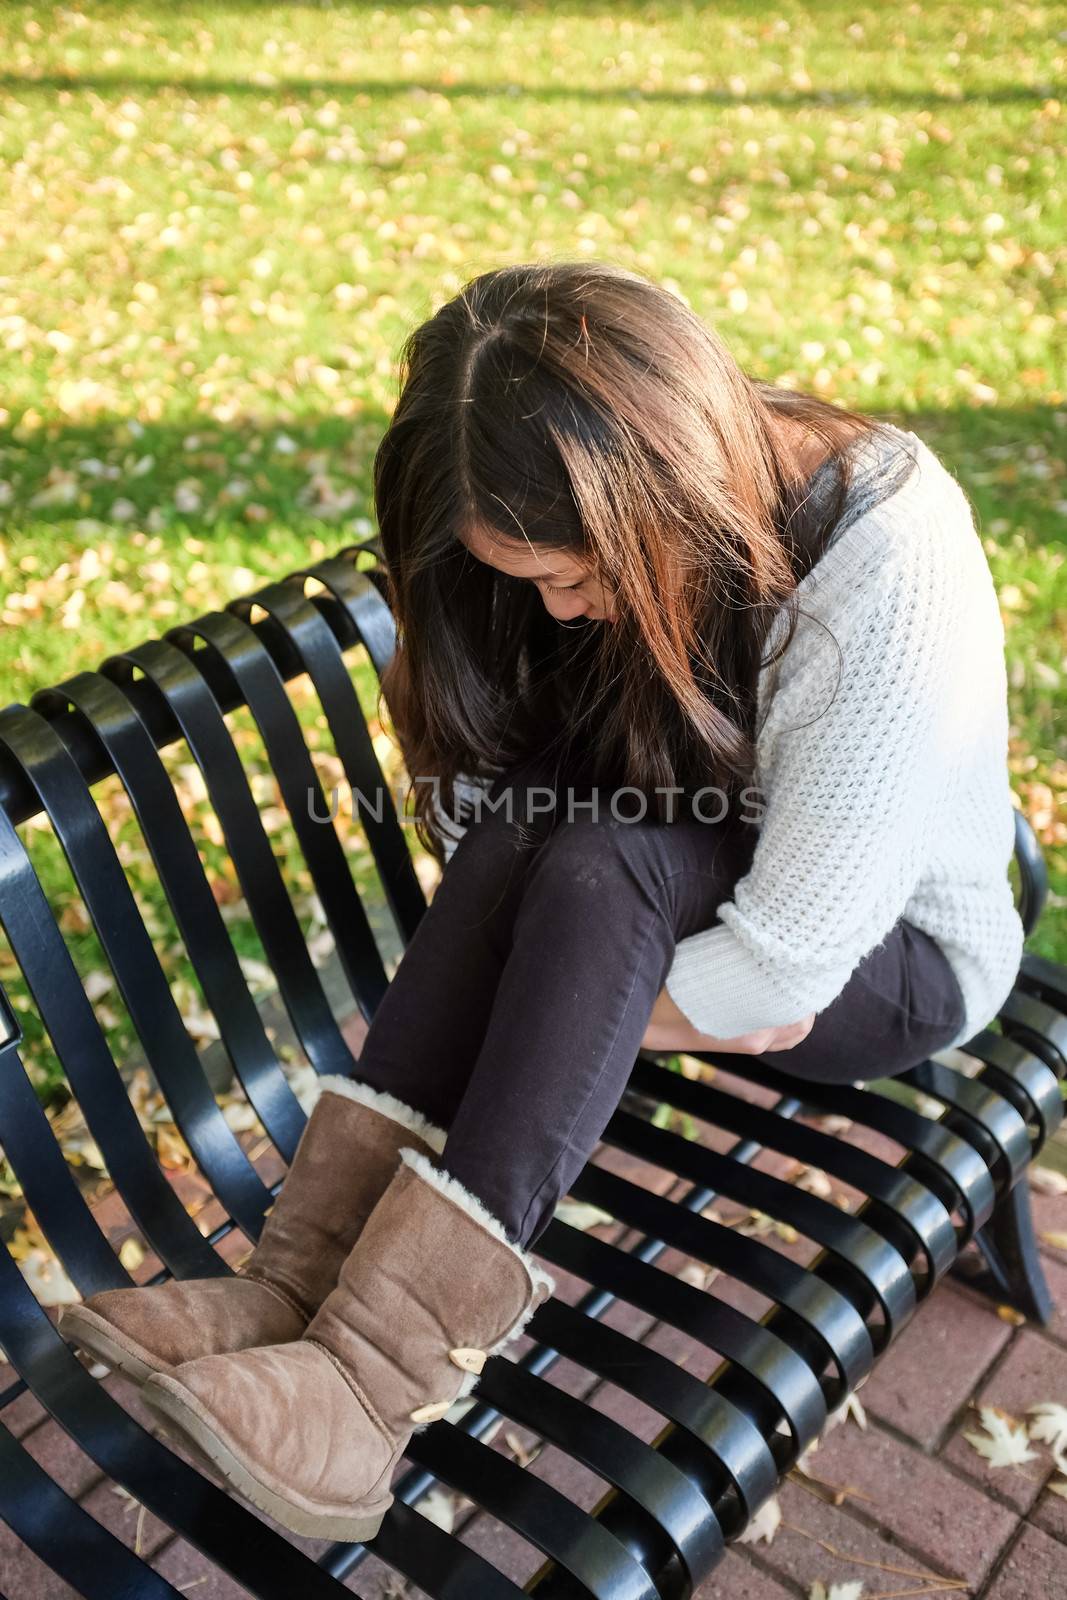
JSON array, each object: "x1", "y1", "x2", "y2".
[{"x1": 0, "y1": 1, "x2": 1064, "y2": 1096}]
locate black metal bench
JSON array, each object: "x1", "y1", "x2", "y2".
[{"x1": 0, "y1": 542, "x2": 1064, "y2": 1600}]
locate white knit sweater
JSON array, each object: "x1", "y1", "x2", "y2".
[
  {"x1": 439, "y1": 424, "x2": 1025, "y2": 1052},
  {"x1": 663, "y1": 424, "x2": 1024, "y2": 1048}
]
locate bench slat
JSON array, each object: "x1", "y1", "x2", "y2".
[
  {"x1": 34, "y1": 668, "x2": 310, "y2": 1164},
  {"x1": 0, "y1": 1421, "x2": 185, "y2": 1600},
  {"x1": 0, "y1": 804, "x2": 226, "y2": 1281}
]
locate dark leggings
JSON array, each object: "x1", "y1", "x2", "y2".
[{"x1": 354, "y1": 762, "x2": 966, "y2": 1249}]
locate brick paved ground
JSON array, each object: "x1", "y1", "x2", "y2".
[{"x1": 4, "y1": 1074, "x2": 1066, "y2": 1600}]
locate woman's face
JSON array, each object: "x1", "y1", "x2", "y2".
[{"x1": 459, "y1": 524, "x2": 617, "y2": 623}]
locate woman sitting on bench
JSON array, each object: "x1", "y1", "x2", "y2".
[{"x1": 63, "y1": 259, "x2": 1024, "y2": 1545}]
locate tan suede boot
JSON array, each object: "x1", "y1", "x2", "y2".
[
  {"x1": 141, "y1": 1148, "x2": 555, "y2": 1541},
  {"x1": 58, "y1": 1079, "x2": 447, "y2": 1387}
]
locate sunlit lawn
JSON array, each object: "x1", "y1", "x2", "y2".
[{"x1": 0, "y1": 1, "x2": 1064, "y2": 1099}]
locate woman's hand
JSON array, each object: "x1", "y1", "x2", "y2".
[{"x1": 641, "y1": 985, "x2": 816, "y2": 1056}]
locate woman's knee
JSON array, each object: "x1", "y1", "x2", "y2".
[
  {"x1": 526, "y1": 805, "x2": 758, "y2": 944},
  {"x1": 527, "y1": 809, "x2": 708, "y2": 907}
]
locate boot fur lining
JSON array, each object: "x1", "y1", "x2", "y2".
[{"x1": 307, "y1": 1075, "x2": 448, "y2": 1156}]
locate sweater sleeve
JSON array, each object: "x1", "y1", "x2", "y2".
[{"x1": 663, "y1": 531, "x2": 968, "y2": 1038}]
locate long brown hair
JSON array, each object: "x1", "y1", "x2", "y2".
[{"x1": 372, "y1": 260, "x2": 916, "y2": 862}]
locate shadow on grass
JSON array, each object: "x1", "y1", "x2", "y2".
[
  {"x1": 1, "y1": 71, "x2": 1062, "y2": 108},
  {"x1": 1, "y1": 403, "x2": 1063, "y2": 550}
]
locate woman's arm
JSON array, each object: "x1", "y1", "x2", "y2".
[
  {"x1": 641, "y1": 985, "x2": 815, "y2": 1054},
  {"x1": 662, "y1": 526, "x2": 971, "y2": 1040}
]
